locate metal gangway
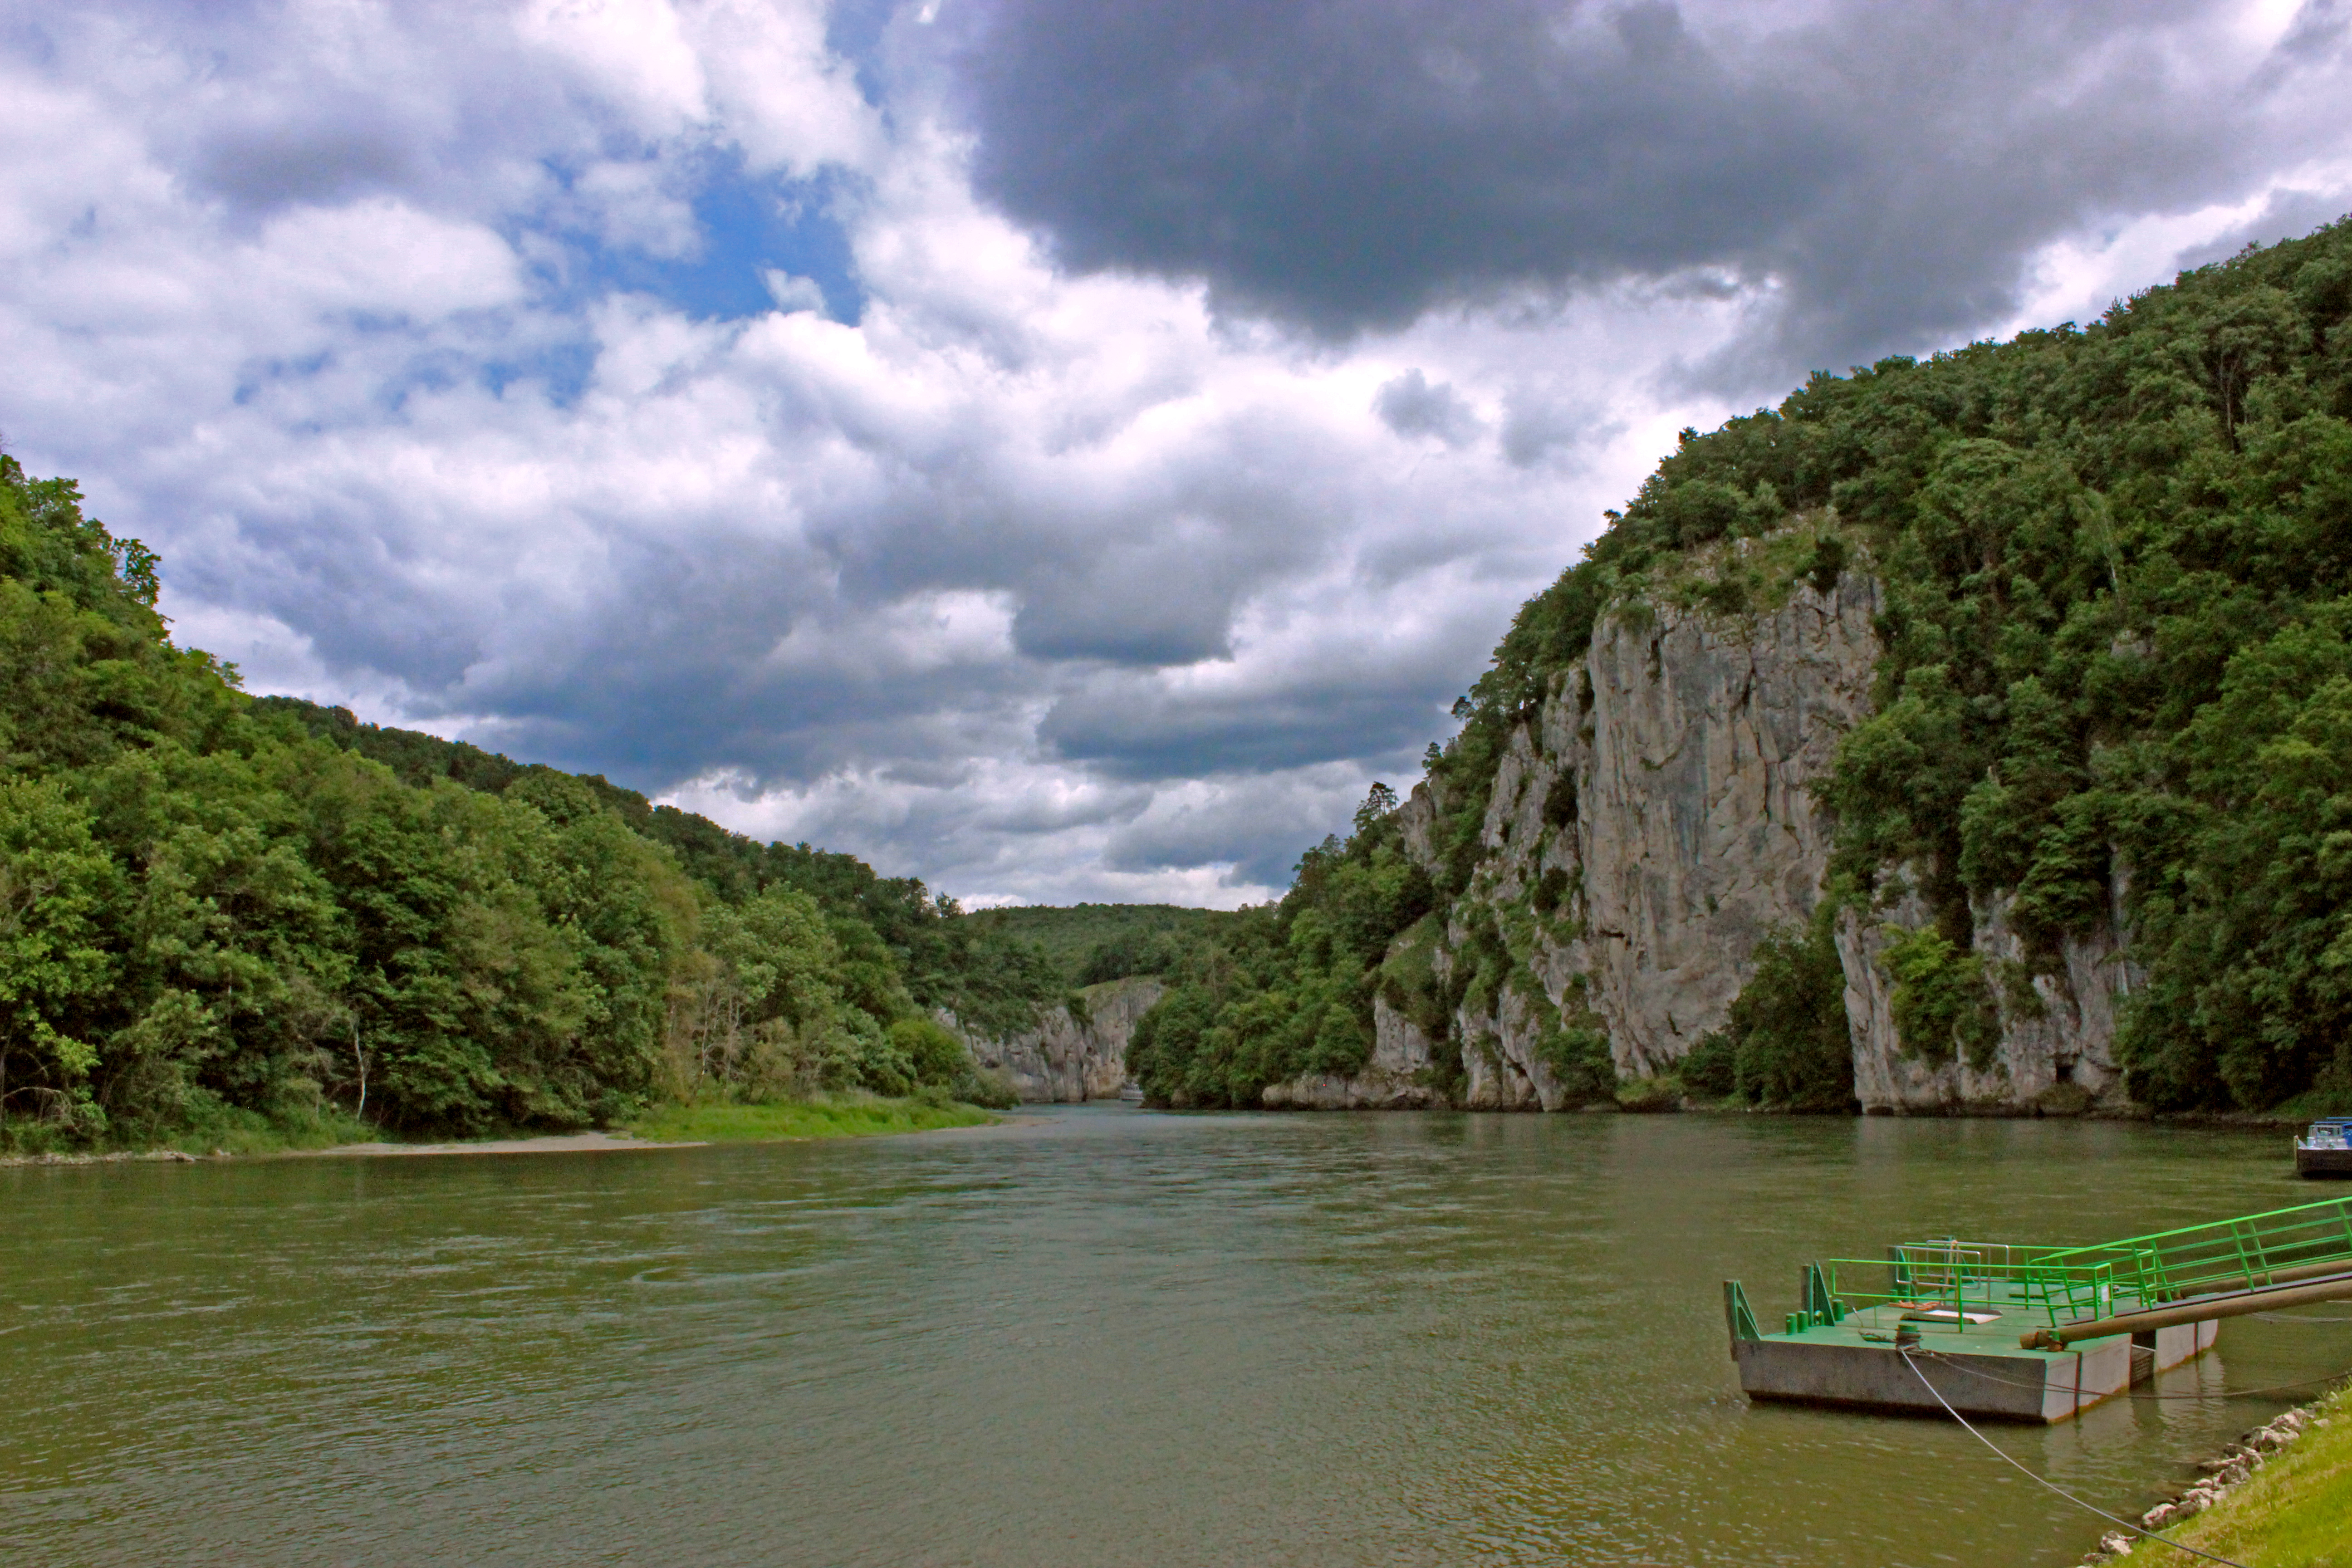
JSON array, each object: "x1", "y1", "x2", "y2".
[{"x1": 1784, "y1": 1192, "x2": 2352, "y2": 1349}]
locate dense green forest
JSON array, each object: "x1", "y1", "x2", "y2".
[
  {"x1": 0, "y1": 465, "x2": 1063, "y2": 1150},
  {"x1": 965, "y1": 902, "x2": 1240, "y2": 985},
  {"x1": 1127, "y1": 784, "x2": 1460, "y2": 1107},
  {"x1": 1133, "y1": 216, "x2": 2352, "y2": 1116}
]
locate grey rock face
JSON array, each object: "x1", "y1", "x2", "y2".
[
  {"x1": 1438, "y1": 571, "x2": 1880, "y2": 1086},
  {"x1": 1837, "y1": 882, "x2": 1942, "y2": 1109},
  {"x1": 1563, "y1": 576, "x2": 1882, "y2": 1076},
  {"x1": 957, "y1": 976, "x2": 1163, "y2": 1102},
  {"x1": 1459, "y1": 982, "x2": 1577, "y2": 1110},
  {"x1": 1839, "y1": 868, "x2": 2138, "y2": 1112},
  {"x1": 1289, "y1": 540, "x2": 2151, "y2": 1114},
  {"x1": 1264, "y1": 997, "x2": 1440, "y2": 1108}
]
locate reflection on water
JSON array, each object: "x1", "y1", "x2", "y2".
[{"x1": 3, "y1": 1110, "x2": 2346, "y2": 1565}]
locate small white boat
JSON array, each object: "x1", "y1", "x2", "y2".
[{"x1": 2295, "y1": 1118, "x2": 2352, "y2": 1179}]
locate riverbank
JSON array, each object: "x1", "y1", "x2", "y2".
[
  {"x1": 2157, "y1": 1381, "x2": 2352, "y2": 1566},
  {"x1": 624, "y1": 1096, "x2": 1001, "y2": 1143},
  {"x1": 2074, "y1": 1380, "x2": 2350, "y2": 1565},
  {"x1": 0, "y1": 1093, "x2": 1004, "y2": 1166}
]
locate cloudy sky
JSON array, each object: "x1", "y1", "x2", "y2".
[{"x1": 4, "y1": 0, "x2": 2348, "y2": 906}]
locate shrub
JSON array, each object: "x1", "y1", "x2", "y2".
[{"x1": 1717, "y1": 914, "x2": 1857, "y2": 1111}]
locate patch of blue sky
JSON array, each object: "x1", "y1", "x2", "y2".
[
  {"x1": 481, "y1": 341, "x2": 597, "y2": 408},
  {"x1": 823, "y1": 0, "x2": 900, "y2": 108},
  {"x1": 537, "y1": 152, "x2": 866, "y2": 327},
  {"x1": 231, "y1": 348, "x2": 336, "y2": 407}
]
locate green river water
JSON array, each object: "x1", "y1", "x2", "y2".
[{"x1": 4, "y1": 1107, "x2": 2347, "y2": 1566}]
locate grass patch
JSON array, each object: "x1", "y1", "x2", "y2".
[
  {"x1": 626, "y1": 1094, "x2": 1000, "y2": 1144},
  {"x1": 158, "y1": 1105, "x2": 383, "y2": 1156},
  {"x1": 2267, "y1": 1081, "x2": 2352, "y2": 1123},
  {"x1": 3, "y1": 1102, "x2": 382, "y2": 1160},
  {"x1": 2171, "y1": 1382, "x2": 2352, "y2": 1567}
]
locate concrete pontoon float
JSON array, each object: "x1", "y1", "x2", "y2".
[{"x1": 1724, "y1": 1193, "x2": 2352, "y2": 1422}]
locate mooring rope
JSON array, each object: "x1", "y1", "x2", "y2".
[
  {"x1": 1916, "y1": 1349, "x2": 2352, "y2": 1402},
  {"x1": 1898, "y1": 1349, "x2": 2250, "y2": 1567}
]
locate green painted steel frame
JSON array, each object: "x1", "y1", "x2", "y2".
[
  {"x1": 2030, "y1": 1192, "x2": 2352, "y2": 1307},
  {"x1": 1814, "y1": 1195, "x2": 2352, "y2": 1332},
  {"x1": 1727, "y1": 1194, "x2": 2352, "y2": 1346}
]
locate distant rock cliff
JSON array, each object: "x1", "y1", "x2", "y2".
[
  {"x1": 955, "y1": 976, "x2": 1162, "y2": 1103},
  {"x1": 1262, "y1": 997, "x2": 1441, "y2": 1109},
  {"x1": 1837, "y1": 872, "x2": 2135, "y2": 1112},
  {"x1": 1290, "y1": 533, "x2": 2139, "y2": 1115}
]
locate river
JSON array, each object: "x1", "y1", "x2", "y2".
[{"x1": 3, "y1": 1108, "x2": 2345, "y2": 1566}]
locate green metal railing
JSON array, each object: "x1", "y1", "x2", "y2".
[
  {"x1": 2029, "y1": 1194, "x2": 2352, "y2": 1307},
  {"x1": 1735, "y1": 1194, "x2": 2352, "y2": 1343},
  {"x1": 1808, "y1": 1247, "x2": 2128, "y2": 1337}
]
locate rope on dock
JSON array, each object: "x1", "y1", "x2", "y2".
[{"x1": 1899, "y1": 1350, "x2": 2250, "y2": 1567}]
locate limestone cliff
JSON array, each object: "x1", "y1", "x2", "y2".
[
  {"x1": 1420, "y1": 561, "x2": 1882, "y2": 1106},
  {"x1": 1292, "y1": 528, "x2": 2144, "y2": 1115},
  {"x1": 1837, "y1": 872, "x2": 2137, "y2": 1112},
  {"x1": 1263, "y1": 997, "x2": 1441, "y2": 1108},
  {"x1": 955, "y1": 976, "x2": 1162, "y2": 1103}
]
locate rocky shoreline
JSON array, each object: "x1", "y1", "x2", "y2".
[{"x1": 2079, "y1": 1392, "x2": 2336, "y2": 1563}]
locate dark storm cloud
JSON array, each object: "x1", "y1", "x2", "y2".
[
  {"x1": 1374, "y1": 369, "x2": 1478, "y2": 445},
  {"x1": 192, "y1": 116, "x2": 418, "y2": 210},
  {"x1": 957, "y1": 0, "x2": 2350, "y2": 375},
  {"x1": 961, "y1": 0, "x2": 1843, "y2": 336},
  {"x1": 1042, "y1": 667, "x2": 1444, "y2": 781},
  {"x1": 2176, "y1": 188, "x2": 2352, "y2": 272}
]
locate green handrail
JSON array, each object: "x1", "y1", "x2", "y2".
[{"x1": 1730, "y1": 1196, "x2": 2352, "y2": 1346}]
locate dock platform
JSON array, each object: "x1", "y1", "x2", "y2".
[{"x1": 1725, "y1": 1194, "x2": 2352, "y2": 1422}]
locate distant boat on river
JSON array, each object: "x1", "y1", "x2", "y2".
[{"x1": 2295, "y1": 1118, "x2": 2352, "y2": 1179}]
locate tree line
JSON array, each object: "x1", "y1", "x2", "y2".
[{"x1": 0, "y1": 458, "x2": 1060, "y2": 1150}]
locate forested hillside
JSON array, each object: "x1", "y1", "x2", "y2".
[
  {"x1": 964, "y1": 902, "x2": 1240, "y2": 985},
  {"x1": 1134, "y1": 217, "x2": 2352, "y2": 1116},
  {"x1": 0, "y1": 465, "x2": 1058, "y2": 1150}
]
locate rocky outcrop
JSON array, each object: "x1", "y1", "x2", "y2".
[
  {"x1": 1407, "y1": 528, "x2": 2146, "y2": 1113},
  {"x1": 1563, "y1": 573, "x2": 1882, "y2": 1075},
  {"x1": 1287, "y1": 523, "x2": 2160, "y2": 1116},
  {"x1": 1459, "y1": 980, "x2": 1577, "y2": 1110},
  {"x1": 1418, "y1": 564, "x2": 1881, "y2": 1086},
  {"x1": 1840, "y1": 869, "x2": 2139, "y2": 1113},
  {"x1": 956, "y1": 976, "x2": 1161, "y2": 1102},
  {"x1": 1264, "y1": 997, "x2": 1440, "y2": 1108},
  {"x1": 1300, "y1": 554, "x2": 1885, "y2": 1109}
]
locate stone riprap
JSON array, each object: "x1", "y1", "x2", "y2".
[{"x1": 2077, "y1": 1401, "x2": 2328, "y2": 1563}]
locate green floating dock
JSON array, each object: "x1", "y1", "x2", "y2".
[{"x1": 1726, "y1": 1194, "x2": 2352, "y2": 1422}]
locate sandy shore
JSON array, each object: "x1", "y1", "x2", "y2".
[
  {"x1": 0, "y1": 1131, "x2": 707, "y2": 1166},
  {"x1": 2, "y1": 1114, "x2": 1047, "y2": 1166},
  {"x1": 287, "y1": 1131, "x2": 709, "y2": 1158}
]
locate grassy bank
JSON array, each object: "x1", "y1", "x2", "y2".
[
  {"x1": 0, "y1": 1103, "x2": 383, "y2": 1161},
  {"x1": 2167, "y1": 1383, "x2": 2352, "y2": 1567},
  {"x1": 626, "y1": 1094, "x2": 1001, "y2": 1144},
  {"x1": 3, "y1": 1095, "x2": 1001, "y2": 1164}
]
